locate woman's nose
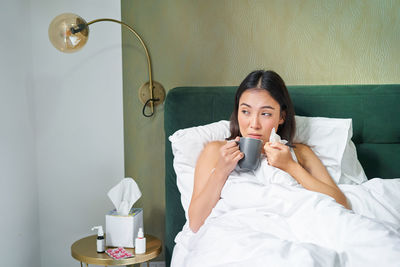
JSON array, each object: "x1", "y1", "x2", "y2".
[{"x1": 250, "y1": 115, "x2": 261, "y2": 128}]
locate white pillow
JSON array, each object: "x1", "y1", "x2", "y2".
[
  {"x1": 169, "y1": 117, "x2": 367, "y2": 216},
  {"x1": 169, "y1": 121, "x2": 230, "y2": 215},
  {"x1": 293, "y1": 116, "x2": 367, "y2": 185}
]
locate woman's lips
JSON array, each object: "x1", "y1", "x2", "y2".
[{"x1": 248, "y1": 134, "x2": 262, "y2": 139}]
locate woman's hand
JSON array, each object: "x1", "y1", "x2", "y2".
[
  {"x1": 264, "y1": 142, "x2": 296, "y2": 172},
  {"x1": 215, "y1": 137, "x2": 244, "y2": 177}
]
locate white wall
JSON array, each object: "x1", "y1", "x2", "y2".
[
  {"x1": 0, "y1": 1, "x2": 40, "y2": 266},
  {"x1": 30, "y1": 0, "x2": 124, "y2": 266},
  {"x1": 0, "y1": 0, "x2": 123, "y2": 267}
]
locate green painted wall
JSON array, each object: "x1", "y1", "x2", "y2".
[{"x1": 121, "y1": 0, "x2": 400, "y2": 260}]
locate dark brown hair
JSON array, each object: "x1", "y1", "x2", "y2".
[{"x1": 227, "y1": 70, "x2": 296, "y2": 144}]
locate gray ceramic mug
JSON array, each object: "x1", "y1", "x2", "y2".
[{"x1": 236, "y1": 137, "x2": 263, "y2": 171}]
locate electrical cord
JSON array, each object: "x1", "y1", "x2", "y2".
[{"x1": 142, "y1": 98, "x2": 160, "y2": 117}]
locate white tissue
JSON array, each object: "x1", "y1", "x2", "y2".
[
  {"x1": 269, "y1": 127, "x2": 288, "y2": 145},
  {"x1": 107, "y1": 177, "x2": 142, "y2": 216}
]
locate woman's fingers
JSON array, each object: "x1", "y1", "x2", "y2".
[
  {"x1": 265, "y1": 142, "x2": 288, "y2": 152},
  {"x1": 264, "y1": 141, "x2": 293, "y2": 170},
  {"x1": 222, "y1": 146, "x2": 242, "y2": 161},
  {"x1": 268, "y1": 142, "x2": 283, "y2": 149},
  {"x1": 232, "y1": 149, "x2": 244, "y2": 161},
  {"x1": 216, "y1": 140, "x2": 243, "y2": 174},
  {"x1": 234, "y1": 150, "x2": 244, "y2": 162},
  {"x1": 221, "y1": 145, "x2": 239, "y2": 158},
  {"x1": 220, "y1": 140, "x2": 243, "y2": 163}
]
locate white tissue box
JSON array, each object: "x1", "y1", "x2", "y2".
[{"x1": 105, "y1": 207, "x2": 143, "y2": 248}]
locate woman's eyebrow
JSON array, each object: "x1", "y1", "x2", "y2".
[
  {"x1": 261, "y1": 105, "x2": 275, "y2": 110},
  {"x1": 240, "y1": 103, "x2": 275, "y2": 109}
]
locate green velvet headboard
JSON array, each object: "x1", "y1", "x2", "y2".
[{"x1": 164, "y1": 84, "x2": 400, "y2": 266}]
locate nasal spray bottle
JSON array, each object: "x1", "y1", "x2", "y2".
[
  {"x1": 91, "y1": 226, "x2": 105, "y2": 253},
  {"x1": 135, "y1": 228, "x2": 146, "y2": 254}
]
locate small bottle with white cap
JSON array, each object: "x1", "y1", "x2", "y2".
[
  {"x1": 91, "y1": 225, "x2": 105, "y2": 253},
  {"x1": 135, "y1": 227, "x2": 146, "y2": 254}
]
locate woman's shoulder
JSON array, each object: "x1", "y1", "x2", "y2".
[
  {"x1": 196, "y1": 140, "x2": 226, "y2": 169},
  {"x1": 203, "y1": 140, "x2": 226, "y2": 152},
  {"x1": 293, "y1": 143, "x2": 314, "y2": 165},
  {"x1": 293, "y1": 143, "x2": 310, "y2": 152}
]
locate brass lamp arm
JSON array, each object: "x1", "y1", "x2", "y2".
[{"x1": 87, "y1": 18, "x2": 155, "y2": 115}]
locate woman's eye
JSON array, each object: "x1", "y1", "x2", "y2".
[
  {"x1": 261, "y1": 112, "x2": 272, "y2": 117},
  {"x1": 241, "y1": 110, "x2": 249, "y2": 115}
]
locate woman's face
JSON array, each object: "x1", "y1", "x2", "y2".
[{"x1": 238, "y1": 89, "x2": 284, "y2": 143}]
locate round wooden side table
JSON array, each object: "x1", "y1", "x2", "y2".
[{"x1": 71, "y1": 234, "x2": 162, "y2": 266}]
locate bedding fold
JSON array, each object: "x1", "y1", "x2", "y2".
[{"x1": 172, "y1": 160, "x2": 400, "y2": 267}]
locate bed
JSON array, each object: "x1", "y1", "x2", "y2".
[{"x1": 164, "y1": 84, "x2": 400, "y2": 266}]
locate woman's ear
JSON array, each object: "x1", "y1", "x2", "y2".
[{"x1": 279, "y1": 111, "x2": 286, "y2": 125}]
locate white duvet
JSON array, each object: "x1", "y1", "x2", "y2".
[{"x1": 171, "y1": 158, "x2": 400, "y2": 267}]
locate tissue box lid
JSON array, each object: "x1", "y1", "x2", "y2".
[{"x1": 106, "y1": 207, "x2": 142, "y2": 217}]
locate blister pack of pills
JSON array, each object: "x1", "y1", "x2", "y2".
[{"x1": 106, "y1": 247, "x2": 134, "y2": 260}]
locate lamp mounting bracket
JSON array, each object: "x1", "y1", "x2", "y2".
[{"x1": 138, "y1": 81, "x2": 166, "y2": 107}]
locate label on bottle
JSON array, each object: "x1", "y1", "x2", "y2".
[
  {"x1": 135, "y1": 237, "x2": 146, "y2": 254},
  {"x1": 97, "y1": 238, "x2": 105, "y2": 253}
]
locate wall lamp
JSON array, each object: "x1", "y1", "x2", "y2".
[{"x1": 48, "y1": 13, "x2": 165, "y2": 117}]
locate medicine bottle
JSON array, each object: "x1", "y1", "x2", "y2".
[
  {"x1": 91, "y1": 226, "x2": 105, "y2": 253},
  {"x1": 135, "y1": 227, "x2": 146, "y2": 254}
]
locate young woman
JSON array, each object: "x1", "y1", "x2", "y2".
[{"x1": 188, "y1": 70, "x2": 350, "y2": 233}]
